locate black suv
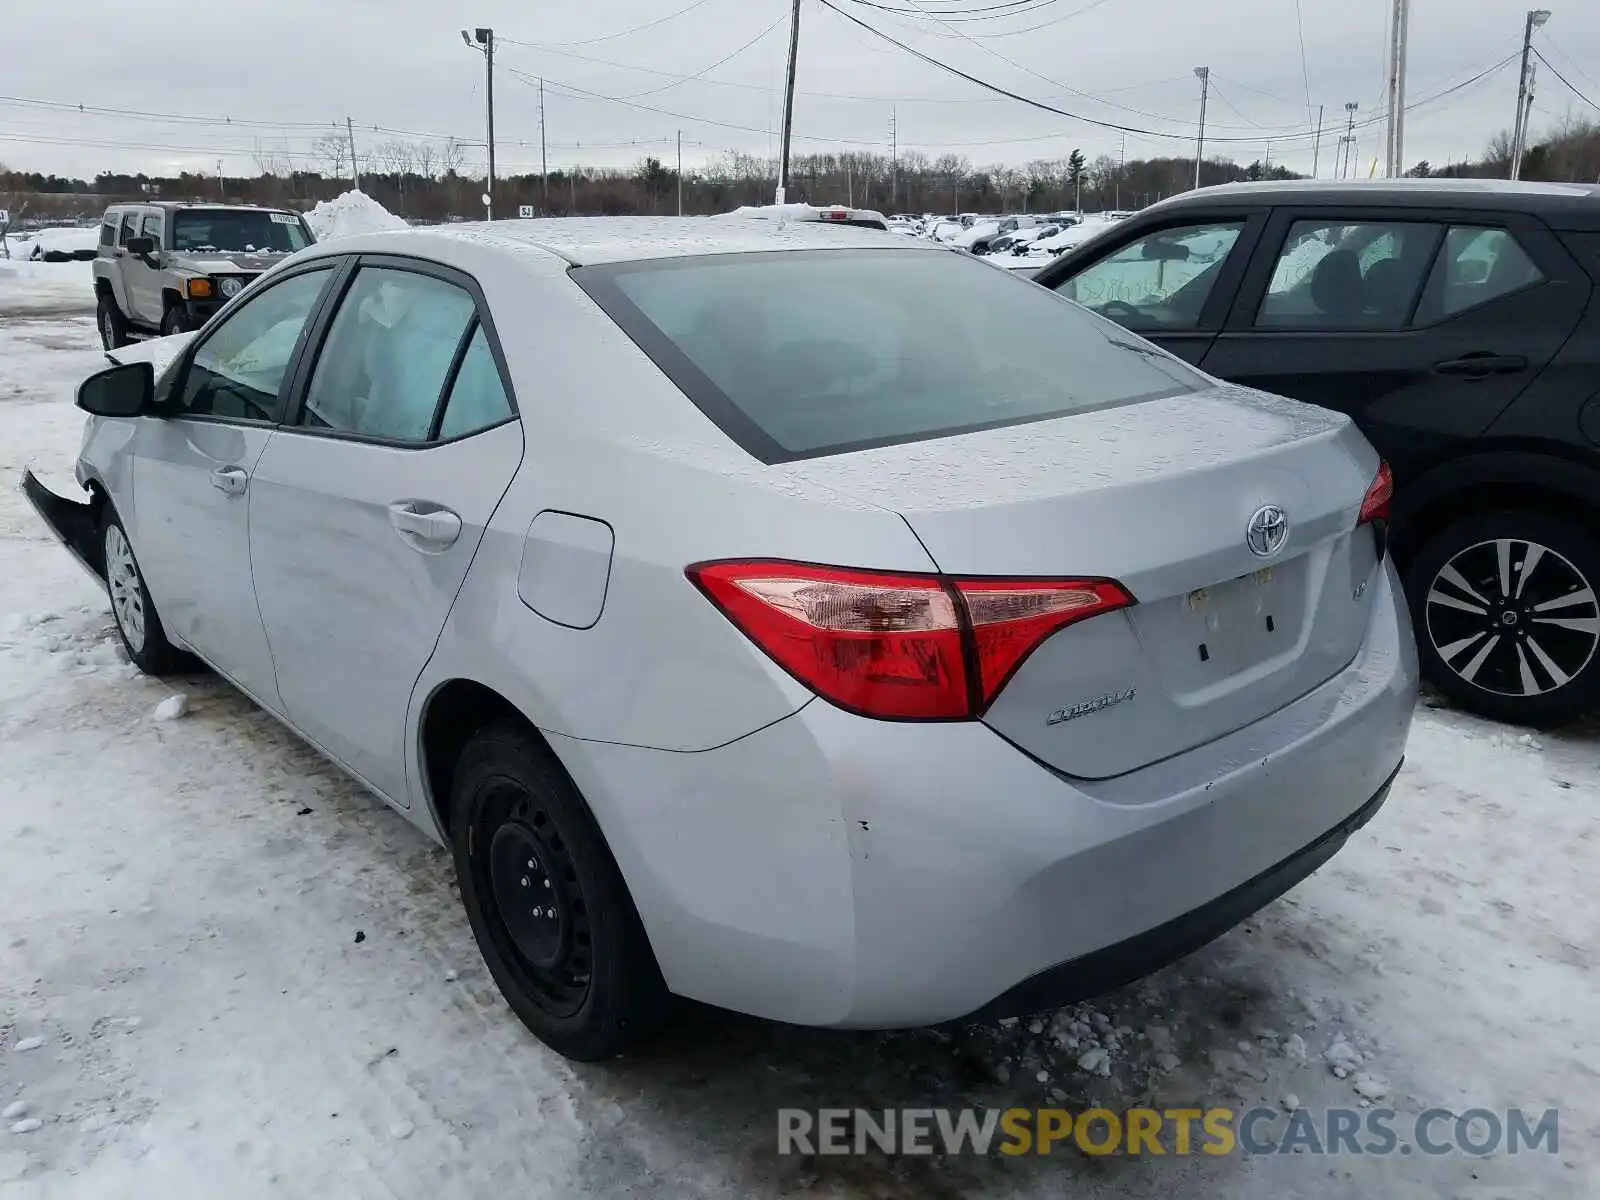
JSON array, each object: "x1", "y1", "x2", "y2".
[{"x1": 1034, "y1": 180, "x2": 1600, "y2": 726}]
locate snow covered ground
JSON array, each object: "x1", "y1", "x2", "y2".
[{"x1": 1, "y1": 263, "x2": 1597, "y2": 1198}]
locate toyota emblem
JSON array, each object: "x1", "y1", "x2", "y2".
[{"x1": 1246, "y1": 504, "x2": 1289, "y2": 557}]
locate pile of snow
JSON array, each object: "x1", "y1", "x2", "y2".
[{"x1": 303, "y1": 190, "x2": 407, "y2": 242}]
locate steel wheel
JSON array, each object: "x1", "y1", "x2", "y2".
[
  {"x1": 1424, "y1": 537, "x2": 1599, "y2": 700},
  {"x1": 101, "y1": 308, "x2": 117, "y2": 348},
  {"x1": 470, "y1": 779, "x2": 593, "y2": 1019},
  {"x1": 104, "y1": 522, "x2": 147, "y2": 653}
]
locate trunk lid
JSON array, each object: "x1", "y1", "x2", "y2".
[{"x1": 787, "y1": 384, "x2": 1383, "y2": 778}]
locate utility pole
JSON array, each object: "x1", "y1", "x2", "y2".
[
  {"x1": 889, "y1": 107, "x2": 898, "y2": 212},
  {"x1": 461, "y1": 28, "x2": 496, "y2": 218},
  {"x1": 1511, "y1": 9, "x2": 1552, "y2": 179},
  {"x1": 677, "y1": 130, "x2": 683, "y2": 216},
  {"x1": 1116, "y1": 132, "x2": 1125, "y2": 210},
  {"x1": 847, "y1": 156, "x2": 854, "y2": 207},
  {"x1": 1383, "y1": 0, "x2": 1411, "y2": 175},
  {"x1": 776, "y1": 0, "x2": 802, "y2": 203},
  {"x1": 1311, "y1": 104, "x2": 1325, "y2": 177},
  {"x1": 539, "y1": 76, "x2": 549, "y2": 206},
  {"x1": 346, "y1": 117, "x2": 360, "y2": 190},
  {"x1": 216, "y1": 160, "x2": 224, "y2": 201},
  {"x1": 1193, "y1": 66, "x2": 1210, "y2": 191},
  {"x1": 1338, "y1": 102, "x2": 1359, "y2": 178},
  {"x1": 570, "y1": 165, "x2": 578, "y2": 213},
  {"x1": 1264, "y1": 142, "x2": 1272, "y2": 176}
]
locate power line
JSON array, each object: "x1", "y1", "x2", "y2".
[
  {"x1": 497, "y1": 0, "x2": 723, "y2": 49},
  {"x1": 1291, "y1": 0, "x2": 1315, "y2": 123},
  {"x1": 832, "y1": 0, "x2": 1060, "y2": 23},
  {"x1": 1537, "y1": 35, "x2": 1600, "y2": 94},
  {"x1": 621, "y1": 13, "x2": 789, "y2": 99},
  {"x1": 1532, "y1": 48, "x2": 1600, "y2": 115}
]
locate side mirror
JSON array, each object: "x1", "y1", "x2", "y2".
[
  {"x1": 1142, "y1": 238, "x2": 1191, "y2": 262},
  {"x1": 125, "y1": 235, "x2": 156, "y2": 256},
  {"x1": 77, "y1": 361, "x2": 154, "y2": 418}
]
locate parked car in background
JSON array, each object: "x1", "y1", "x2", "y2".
[
  {"x1": 93, "y1": 202, "x2": 316, "y2": 347},
  {"x1": 26, "y1": 217, "x2": 1413, "y2": 1061},
  {"x1": 9, "y1": 225, "x2": 100, "y2": 262},
  {"x1": 1034, "y1": 179, "x2": 1600, "y2": 725}
]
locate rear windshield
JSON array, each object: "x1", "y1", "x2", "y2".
[
  {"x1": 172, "y1": 211, "x2": 311, "y2": 255},
  {"x1": 574, "y1": 248, "x2": 1204, "y2": 462}
]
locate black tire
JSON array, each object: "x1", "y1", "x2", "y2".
[
  {"x1": 100, "y1": 508, "x2": 185, "y2": 676},
  {"x1": 450, "y1": 722, "x2": 668, "y2": 1061},
  {"x1": 160, "y1": 304, "x2": 191, "y2": 337},
  {"x1": 1406, "y1": 509, "x2": 1600, "y2": 727},
  {"x1": 97, "y1": 294, "x2": 130, "y2": 350}
]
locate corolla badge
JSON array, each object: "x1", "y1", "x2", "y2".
[
  {"x1": 1047, "y1": 688, "x2": 1136, "y2": 726},
  {"x1": 1246, "y1": 504, "x2": 1290, "y2": 558}
]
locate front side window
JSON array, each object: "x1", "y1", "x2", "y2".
[
  {"x1": 118, "y1": 214, "x2": 138, "y2": 246},
  {"x1": 140, "y1": 213, "x2": 163, "y2": 248},
  {"x1": 1255, "y1": 220, "x2": 1440, "y2": 330},
  {"x1": 168, "y1": 268, "x2": 333, "y2": 423},
  {"x1": 171, "y1": 210, "x2": 312, "y2": 256},
  {"x1": 1052, "y1": 221, "x2": 1244, "y2": 331},
  {"x1": 299, "y1": 268, "x2": 476, "y2": 441},
  {"x1": 577, "y1": 248, "x2": 1206, "y2": 462},
  {"x1": 1415, "y1": 227, "x2": 1544, "y2": 322}
]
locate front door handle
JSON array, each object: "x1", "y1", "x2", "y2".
[
  {"x1": 1433, "y1": 353, "x2": 1528, "y2": 378},
  {"x1": 210, "y1": 466, "x2": 249, "y2": 495},
  {"x1": 388, "y1": 501, "x2": 462, "y2": 550}
]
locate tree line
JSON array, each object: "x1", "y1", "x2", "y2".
[{"x1": 4, "y1": 116, "x2": 1596, "y2": 224}]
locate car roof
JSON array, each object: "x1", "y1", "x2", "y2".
[
  {"x1": 106, "y1": 202, "x2": 299, "y2": 215},
  {"x1": 324, "y1": 216, "x2": 917, "y2": 266},
  {"x1": 1148, "y1": 178, "x2": 1600, "y2": 217}
]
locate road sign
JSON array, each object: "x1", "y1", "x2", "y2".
[{"x1": 518, "y1": 205, "x2": 535, "y2": 219}]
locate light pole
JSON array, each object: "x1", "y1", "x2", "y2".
[
  {"x1": 1193, "y1": 67, "x2": 1210, "y2": 191},
  {"x1": 1511, "y1": 9, "x2": 1551, "y2": 180},
  {"x1": 461, "y1": 27, "x2": 496, "y2": 219}
]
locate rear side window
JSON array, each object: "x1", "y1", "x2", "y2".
[
  {"x1": 437, "y1": 326, "x2": 515, "y2": 440},
  {"x1": 575, "y1": 249, "x2": 1205, "y2": 462},
  {"x1": 1414, "y1": 227, "x2": 1544, "y2": 322},
  {"x1": 99, "y1": 220, "x2": 117, "y2": 247},
  {"x1": 1255, "y1": 220, "x2": 1440, "y2": 330},
  {"x1": 300, "y1": 267, "x2": 476, "y2": 441}
]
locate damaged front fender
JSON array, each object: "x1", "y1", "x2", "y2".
[{"x1": 19, "y1": 469, "x2": 104, "y2": 582}]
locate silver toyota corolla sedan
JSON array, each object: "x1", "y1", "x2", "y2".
[{"x1": 23, "y1": 218, "x2": 1416, "y2": 1061}]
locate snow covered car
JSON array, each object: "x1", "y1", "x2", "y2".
[
  {"x1": 14, "y1": 226, "x2": 100, "y2": 262},
  {"x1": 23, "y1": 218, "x2": 1415, "y2": 1061}
]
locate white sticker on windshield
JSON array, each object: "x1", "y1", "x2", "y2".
[{"x1": 269, "y1": 213, "x2": 298, "y2": 225}]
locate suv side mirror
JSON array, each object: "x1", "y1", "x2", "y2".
[
  {"x1": 77, "y1": 361, "x2": 154, "y2": 418},
  {"x1": 125, "y1": 235, "x2": 156, "y2": 256}
]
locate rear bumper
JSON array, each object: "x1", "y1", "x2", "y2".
[
  {"x1": 969, "y1": 759, "x2": 1400, "y2": 1020},
  {"x1": 19, "y1": 469, "x2": 103, "y2": 582},
  {"x1": 550, "y1": 560, "x2": 1418, "y2": 1028}
]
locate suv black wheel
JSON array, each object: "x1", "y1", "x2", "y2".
[
  {"x1": 97, "y1": 295, "x2": 130, "y2": 350},
  {"x1": 160, "y1": 304, "x2": 192, "y2": 337},
  {"x1": 101, "y1": 509, "x2": 186, "y2": 676},
  {"x1": 1407, "y1": 510, "x2": 1600, "y2": 727},
  {"x1": 450, "y1": 722, "x2": 668, "y2": 1061}
]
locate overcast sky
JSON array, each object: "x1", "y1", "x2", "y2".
[{"x1": 2, "y1": 0, "x2": 1597, "y2": 184}]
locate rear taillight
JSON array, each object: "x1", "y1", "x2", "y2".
[
  {"x1": 686, "y1": 560, "x2": 1133, "y2": 721},
  {"x1": 1358, "y1": 461, "x2": 1393, "y2": 525}
]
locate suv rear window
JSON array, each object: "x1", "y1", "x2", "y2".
[{"x1": 574, "y1": 248, "x2": 1204, "y2": 462}]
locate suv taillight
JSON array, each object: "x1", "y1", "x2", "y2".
[
  {"x1": 1358, "y1": 461, "x2": 1393, "y2": 525},
  {"x1": 686, "y1": 560, "x2": 1134, "y2": 720}
]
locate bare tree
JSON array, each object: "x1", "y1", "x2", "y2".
[
  {"x1": 413, "y1": 140, "x2": 437, "y2": 183},
  {"x1": 312, "y1": 132, "x2": 348, "y2": 181}
]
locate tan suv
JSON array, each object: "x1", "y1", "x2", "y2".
[{"x1": 93, "y1": 202, "x2": 315, "y2": 348}]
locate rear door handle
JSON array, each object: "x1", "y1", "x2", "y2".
[
  {"x1": 210, "y1": 466, "x2": 249, "y2": 495},
  {"x1": 1432, "y1": 354, "x2": 1528, "y2": 378},
  {"x1": 388, "y1": 501, "x2": 462, "y2": 550}
]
